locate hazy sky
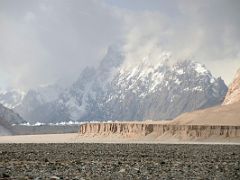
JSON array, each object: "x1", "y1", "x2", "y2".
[{"x1": 0, "y1": 0, "x2": 240, "y2": 90}]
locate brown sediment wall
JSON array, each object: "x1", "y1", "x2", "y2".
[{"x1": 79, "y1": 123, "x2": 240, "y2": 139}]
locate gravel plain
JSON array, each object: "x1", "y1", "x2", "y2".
[{"x1": 0, "y1": 144, "x2": 239, "y2": 179}]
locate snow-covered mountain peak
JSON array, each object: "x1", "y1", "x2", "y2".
[
  {"x1": 122, "y1": 50, "x2": 171, "y2": 69},
  {"x1": 116, "y1": 59, "x2": 220, "y2": 98},
  {"x1": 157, "y1": 51, "x2": 171, "y2": 62},
  {"x1": 14, "y1": 46, "x2": 228, "y2": 123}
]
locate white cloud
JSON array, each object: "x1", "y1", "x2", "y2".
[
  {"x1": 24, "y1": 12, "x2": 36, "y2": 22},
  {"x1": 0, "y1": 0, "x2": 239, "y2": 89},
  {"x1": 0, "y1": 0, "x2": 122, "y2": 89},
  {"x1": 114, "y1": 0, "x2": 240, "y2": 83}
]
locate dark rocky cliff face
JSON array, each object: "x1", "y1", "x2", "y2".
[
  {"x1": 0, "y1": 104, "x2": 25, "y2": 125},
  {"x1": 0, "y1": 103, "x2": 25, "y2": 135}
]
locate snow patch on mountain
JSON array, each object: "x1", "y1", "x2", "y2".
[
  {"x1": 195, "y1": 63, "x2": 208, "y2": 74},
  {"x1": 0, "y1": 89, "x2": 26, "y2": 109}
]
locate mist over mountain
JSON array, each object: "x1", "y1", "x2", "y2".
[
  {"x1": 2, "y1": 46, "x2": 226, "y2": 123},
  {"x1": 13, "y1": 84, "x2": 64, "y2": 123},
  {"x1": 1, "y1": 0, "x2": 240, "y2": 90},
  {"x1": 0, "y1": 1, "x2": 238, "y2": 125}
]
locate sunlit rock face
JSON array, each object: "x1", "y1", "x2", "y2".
[
  {"x1": 79, "y1": 122, "x2": 240, "y2": 139},
  {"x1": 223, "y1": 69, "x2": 240, "y2": 105}
]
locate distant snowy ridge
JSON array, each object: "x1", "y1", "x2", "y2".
[{"x1": 14, "y1": 120, "x2": 114, "y2": 126}]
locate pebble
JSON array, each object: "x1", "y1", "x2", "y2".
[
  {"x1": 0, "y1": 144, "x2": 239, "y2": 179},
  {"x1": 50, "y1": 176, "x2": 60, "y2": 180},
  {"x1": 119, "y1": 168, "x2": 126, "y2": 173}
]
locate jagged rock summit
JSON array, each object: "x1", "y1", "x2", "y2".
[{"x1": 223, "y1": 68, "x2": 240, "y2": 105}]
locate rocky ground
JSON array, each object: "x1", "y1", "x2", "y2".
[{"x1": 0, "y1": 144, "x2": 239, "y2": 179}]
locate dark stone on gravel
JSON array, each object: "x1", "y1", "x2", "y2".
[
  {"x1": 2, "y1": 172, "x2": 10, "y2": 178},
  {"x1": 0, "y1": 144, "x2": 239, "y2": 179}
]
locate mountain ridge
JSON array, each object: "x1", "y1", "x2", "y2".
[
  {"x1": 14, "y1": 48, "x2": 227, "y2": 123},
  {"x1": 0, "y1": 48, "x2": 228, "y2": 123}
]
